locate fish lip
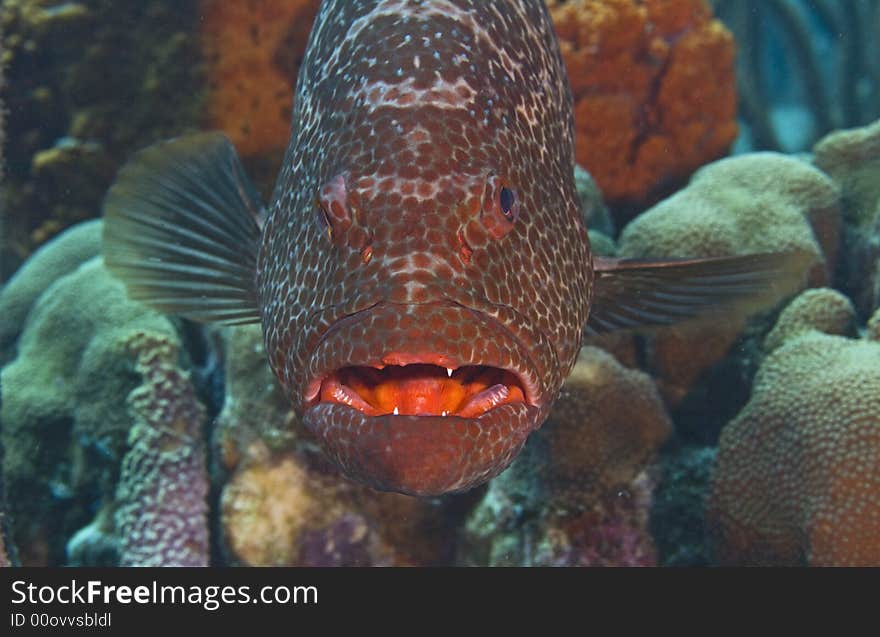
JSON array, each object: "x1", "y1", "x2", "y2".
[
  {"x1": 301, "y1": 300, "x2": 544, "y2": 412},
  {"x1": 302, "y1": 401, "x2": 545, "y2": 495}
]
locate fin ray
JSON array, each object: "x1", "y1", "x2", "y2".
[
  {"x1": 586, "y1": 251, "x2": 812, "y2": 336},
  {"x1": 103, "y1": 132, "x2": 264, "y2": 325}
]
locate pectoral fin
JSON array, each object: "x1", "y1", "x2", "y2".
[
  {"x1": 103, "y1": 133, "x2": 264, "y2": 325},
  {"x1": 586, "y1": 251, "x2": 813, "y2": 336}
]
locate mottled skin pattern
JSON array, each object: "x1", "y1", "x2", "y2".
[{"x1": 257, "y1": 0, "x2": 592, "y2": 495}]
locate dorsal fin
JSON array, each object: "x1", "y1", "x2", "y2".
[
  {"x1": 103, "y1": 133, "x2": 264, "y2": 325},
  {"x1": 586, "y1": 251, "x2": 813, "y2": 336}
]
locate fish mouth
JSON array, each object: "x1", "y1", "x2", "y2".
[
  {"x1": 300, "y1": 302, "x2": 547, "y2": 496},
  {"x1": 315, "y1": 363, "x2": 529, "y2": 417}
]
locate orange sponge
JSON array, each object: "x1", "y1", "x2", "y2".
[
  {"x1": 200, "y1": 0, "x2": 321, "y2": 157},
  {"x1": 548, "y1": 0, "x2": 738, "y2": 211}
]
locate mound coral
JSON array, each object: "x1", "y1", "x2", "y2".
[
  {"x1": 0, "y1": 220, "x2": 212, "y2": 566},
  {"x1": 199, "y1": 0, "x2": 321, "y2": 158},
  {"x1": 0, "y1": 220, "x2": 102, "y2": 363},
  {"x1": 763, "y1": 288, "x2": 856, "y2": 353},
  {"x1": 616, "y1": 152, "x2": 839, "y2": 404},
  {"x1": 216, "y1": 325, "x2": 458, "y2": 567},
  {"x1": 707, "y1": 328, "x2": 880, "y2": 566},
  {"x1": 813, "y1": 118, "x2": 880, "y2": 318},
  {"x1": 548, "y1": 0, "x2": 737, "y2": 213},
  {"x1": 458, "y1": 347, "x2": 670, "y2": 566}
]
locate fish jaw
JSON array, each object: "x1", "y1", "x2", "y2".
[
  {"x1": 298, "y1": 301, "x2": 551, "y2": 495},
  {"x1": 304, "y1": 402, "x2": 546, "y2": 496}
]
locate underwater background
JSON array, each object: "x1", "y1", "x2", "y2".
[{"x1": 0, "y1": 0, "x2": 878, "y2": 567}]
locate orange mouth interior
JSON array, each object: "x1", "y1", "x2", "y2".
[{"x1": 319, "y1": 364, "x2": 526, "y2": 417}]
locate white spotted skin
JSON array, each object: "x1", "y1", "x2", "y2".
[{"x1": 255, "y1": 0, "x2": 594, "y2": 493}]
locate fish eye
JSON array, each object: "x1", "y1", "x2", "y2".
[{"x1": 499, "y1": 187, "x2": 516, "y2": 219}]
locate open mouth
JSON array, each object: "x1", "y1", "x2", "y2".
[{"x1": 317, "y1": 363, "x2": 527, "y2": 418}]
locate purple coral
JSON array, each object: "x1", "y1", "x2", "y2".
[{"x1": 115, "y1": 332, "x2": 209, "y2": 567}]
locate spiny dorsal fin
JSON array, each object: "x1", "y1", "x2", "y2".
[
  {"x1": 586, "y1": 251, "x2": 813, "y2": 336},
  {"x1": 103, "y1": 132, "x2": 264, "y2": 325}
]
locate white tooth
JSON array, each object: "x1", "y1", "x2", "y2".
[
  {"x1": 441, "y1": 410, "x2": 448, "y2": 417},
  {"x1": 393, "y1": 406, "x2": 399, "y2": 415},
  {"x1": 446, "y1": 367, "x2": 454, "y2": 377}
]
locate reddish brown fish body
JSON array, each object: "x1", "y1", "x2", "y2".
[{"x1": 257, "y1": 0, "x2": 593, "y2": 494}]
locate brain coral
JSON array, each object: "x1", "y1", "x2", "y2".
[
  {"x1": 707, "y1": 331, "x2": 880, "y2": 566},
  {"x1": 200, "y1": 0, "x2": 322, "y2": 158},
  {"x1": 616, "y1": 152, "x2": 840, "y2": 404},
  {"x1": 548, "y1": 0, "x2": 737, "y2": 213},
  {"x1": 458, "y1": 347, "x2": 670, "y2": 566}
]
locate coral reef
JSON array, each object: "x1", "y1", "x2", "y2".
[
  {"x1": 458, "y1": 347, "x2": 669, "y2": 566},
  {"x1": 548, "y1": 0, "x2": 737, "y2": 215},
  {"x1": 115, "y1": 332, "x2": 209, "y2": 567},
  {"x1": 713, "y1": 0, "x2": 880, "y2": 153},
  {"x1": 616, "y1": 152, "x2": 839, "y2": 406},
  {"x1": 813, "y1": 118, "x2": 880, "y2": 319},
  {"x1": 215, "y1": 325, "x2": 460, "y2": 567},
  {"x1": 763, "y1": 287, "x2": 856, "y2": 352},
  {"x1": 0, "y1": 0, "x2": 204, "y2": 280},
  {"x1": 0, "y1": 221, "x2": 198, "y2": 564},
  {"x1": 0, "y1": 219, "x2": 102, "y2": 364},
  {"x1": 707, "y1": 327, "x2": 880, "y2": 566},
  {"x1": 868, "y1": 307, "x2": 880, "y2": 342},
  {"x1": 200, "y1": 0, "x2": 321, "y2": 160}
]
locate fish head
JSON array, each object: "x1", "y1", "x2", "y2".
[{"x1": 257, "y1": 2, "x2": 593, "y2": 496}]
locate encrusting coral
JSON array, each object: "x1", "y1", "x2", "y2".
[
  {"x1": 458, "y1": 347, "x2": 670, "y2": 566},
  {"x1": 615, "y1": 152, "x2": 839, "y2": 405},
  {"x1": 707, "y1": 322, "x2": 880, "y2": 566},
  {"x1": 547, "y1": 0, "x2": 737, "y2": 214}
]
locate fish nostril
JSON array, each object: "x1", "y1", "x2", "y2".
[{"x1": 317, "y1": 173, "x2": 353, "y2": 245}]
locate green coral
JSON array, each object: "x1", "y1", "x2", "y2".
[
  {"x1": 619, "y1": 152, "x2": 840, "y2": 282},
  {"x1": 0, "y1": 219, "x2": 102, "y2": 364},
  {"x1": 763, "y1": 287, "x2": 857, "y2": 353},
  {"x1": 708, "y1": 329, "x2": 880, "y2": 565},
  {"x1": 0, "y1": 251, "x2": 180, "y2": 564},
  {"x1": 813, "y1": 118, "x2": 880, "y2": 318},
  {"x1": 613, "y1": 152, "x2": 840, "y2": 408}
]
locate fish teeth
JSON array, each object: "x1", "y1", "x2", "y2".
[
  {"x1": 393, "y1": 406, "x2": 399, "y2": 415},
  {"x1": 441, "y1": 410, "x2": 448, "y2": 417},
  {"x1": 446, "y1": 367, "x2": 454, "y2": 377}
]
